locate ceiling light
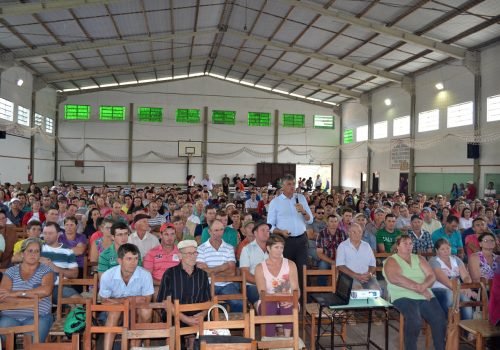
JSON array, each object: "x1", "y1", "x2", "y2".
[
  {"x1": 17, "y1": 79, "x2": 24, "y2": 87},
  {"x1": 384, "y1": 98, "x2": 392, "y2": 106},
  {"x1": 435, "y1": 82, "x2": 444, "y2": 90}
]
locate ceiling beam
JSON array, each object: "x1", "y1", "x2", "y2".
[
  {"x1": 216, "y1": 57, "x2": 361, "y2": 99},
  {"x1": 44, "y1": 57, "x2": 208, "y2": 83},
  {"x1": 2, "y1": 28, "x2": 219, "y2": 62},
  {"x1": 227, "y1": 29, "x2": 403, "y2": 82},
  {"x1": 277, "y1": 0, "x2": 467, "y2": 59},
  {"x1": 0, "y1": 0, "x2": 130, "y2": 18}
]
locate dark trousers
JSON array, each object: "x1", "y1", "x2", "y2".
[
  {"x1": 393, "y1": 297, "x2": 446, "y2": 350},
  {"x1": 283, "y1": 233, "x2": 308, "y2": 297}
]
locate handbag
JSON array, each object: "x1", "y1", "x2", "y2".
[{"x1": 198, "y1": 303, "x2": 231, "y2": 336}]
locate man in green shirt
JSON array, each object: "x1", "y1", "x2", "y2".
[
  {"x1": 98, "y1": 221, "x2": 141, "y2": 278},
  {"x1": 376, "y1": 214, "x2": 402, "y2": 253},
  {"x1": 200, "y1": 210, "x2": 238, "y2": 248}
]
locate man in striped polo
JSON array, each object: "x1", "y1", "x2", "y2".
[
  {"x1": 39, "y1": 221, "x2": 79, "y2": 303},
  {"x1": 196, "y1": 219, "x2": 242, "y2": 312}
]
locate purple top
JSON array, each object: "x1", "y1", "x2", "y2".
[{"x1": 58, "y1": 232, "x2": 87, "y2": 267}]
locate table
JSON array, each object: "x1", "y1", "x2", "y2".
[{"x1": 311, "y1": 294, "x2": 393, "y2": 350}]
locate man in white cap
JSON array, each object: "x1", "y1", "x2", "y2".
[{"x1": 6, "y1": 197, "x2": 24, "y2": 227}]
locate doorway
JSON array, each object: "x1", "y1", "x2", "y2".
[
  {"x1": 296, "y1": 164, "x2": 332, "y2": 192},
  {"x1": 399, "y1": 173, "x2": 409, "y2": 195}
]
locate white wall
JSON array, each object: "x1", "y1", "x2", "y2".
[
  {"x1": 0, "y1": 67, "x2": 57, "y2": 184},
  {"x1": 340, "y1": 43, "x2": 500, "y2": 194},
  {"x1": 58, "y1": 77, "x2": 340, "y2": 185}
]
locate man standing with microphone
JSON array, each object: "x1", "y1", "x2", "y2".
[{"x1": 267, "y1": 174, "x2": 313, "y2": 295}]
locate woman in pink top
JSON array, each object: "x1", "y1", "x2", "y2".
[{"x1": 255, "y1": 234, "x2": 300, "y2": 336}]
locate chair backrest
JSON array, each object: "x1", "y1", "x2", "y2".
[
  {"x1": 455, "y1": 280, "x2": 489, "y2": 320},
  {"x1": 56, "y1": 273, "x2": 98, "y2": 319},
  {"x1": 174, "y1": 298, "x2": 215, "y2": 350},
  {"x1": 0, "y1": 225, "x2": 20, "y2": 268},
  {"x1": 374, "y1": 252, "x2": 391, "y2": 272},
  {"x1": 200, "y1": 340, "x2": 256, "y2": 350},
  {"x1": 302, "y1": 265, "x2": 336, "y2": 311},
  {"x1": 15, "y1": 227, "x2": 28, "y2": 240},
  {"x1": 0, "y1": 296, "x2": 40, "y2": 347},
  {"x1": 199, "y1": 310, "x2": 251, "y2": 337},
  {"x1": 249, "y1": 306, "x2": 300, "y2": 350},
  {"x1": 82, "y1": 255, "x2": 98, "y2": 279},
  {"x1": 251, "y1": 290, "x2": 299, "y2": 348},
  {"x1": 84, "y1": 299, "x2": 130, "y2": 350},
  {"x1": 24, "y1": 333, "x2": 79, "y2": 350},
  {"x1": 210, "y1": 273, "x2": 247, "y2": 314}
]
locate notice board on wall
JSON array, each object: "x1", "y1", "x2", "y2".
[{"x1": 390, "y1": 139, "x2": 411, "y2": 169}]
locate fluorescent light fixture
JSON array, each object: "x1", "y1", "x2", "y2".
[
  {"x1": 62, "y1": 88, "x2": 79, "y2": 92},
  {"x1": 157, "y1": 76, "x2": 172, "y2": 81},
  {"x1": 225, "y1": 77, "x2": 240, "y2": 83},
  {"x1": 80, "y1": 85, "x2": 99, "y2": 90},
  {"x1": 17, "y1": 79, "x2": 24, "y2": 87},
  {"x1": 99, "y1": 83, "x2": 119, "y2": 88},
  {"x1": 189, "y1": 72, "x2": 205, "y2": 77},
  {"x1": 384, "y1": 98, "x2": 392, "y2": 106},
  {"x1": 254, "y1": 84, "x2": 272, "y2": 91},
  {"x1": 323, "y1": 101, "x2": 337, "y2": 106},
  {"x1": 208, "y1": 73, "x2": 225, "y2": 79},
  {"x1": 435, "y1": 82, "x2": 444, "y2": 90},
  {"x1": 119, "y1": 80, "x2": 137, "y2": 85},
  {"x1": 273, "y1": 89, "x2": 289, "y2": 95},
  {"x1": 290, "y1": 93, "x2": 306, "y2": 98},
  {"x1": 173, "y1": 74, "x2": 188, "y2": 79},
  {"x1": 138, "y1": 78, "x2": 156, "y2": 83},
  {"x1": 239, "y1": 80, "x2": 254, "y2": 86}
]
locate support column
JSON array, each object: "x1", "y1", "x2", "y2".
[
  {"x1": 54, "y1": 95, "x2": 67, "y2": 182},
  {"x1": 336, "y1": 105, "x2": 343, "y2": 191},
  {"x1": 127, "y1": 103, "x2": 134, "y2": 184},
  {"x1": 465, "y1": 52, "x2": 481, "y2": 187},
  {"x1": 273, "y1": 109, "x2": 279, "y2": 163},
  {"x1": 30, "y1": 78, "x2": 47, "y2": 182},
  {"x1": 360, "y1": 94, "x2": 372, "y2": 192},
  {"x1": 402, "y1": 77, "x2": 416, "y2": 195},
  {"x1": 202, "y1": 106, "x2": 208, "y2": 175}
]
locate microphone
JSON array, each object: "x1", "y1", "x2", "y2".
[{"x1": 295, "y1": 194, "x2": 299, "y2": 204}]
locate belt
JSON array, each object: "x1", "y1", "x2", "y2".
[{"x1": 288, "y1": 233, "x2": 306, "y2": 239}]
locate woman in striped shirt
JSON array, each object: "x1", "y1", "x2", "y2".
[{"x1": 0, "y1": 237, "x2": 54, "y2": 342}]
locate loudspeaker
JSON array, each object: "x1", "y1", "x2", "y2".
[
  {"x1": 467, "y1": 143, "x2": 480, "y2": 159},
  {"x1": 0, "y1": 131, "x2": 6, "y2": 139}
]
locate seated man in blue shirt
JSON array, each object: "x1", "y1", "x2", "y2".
[
  {"x1": 99, "y1": 243, "x2": 154, "y2": 350},
  {"x1": 431, "y1": 215, "x2": 464, "y2": 259}
]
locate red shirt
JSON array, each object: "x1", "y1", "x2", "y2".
[
  {"x1": 143, "y1": 245, "x2": 181, "y2": 281},
  {"x1": 22, "y1": 211, "x2": 46, "y2": 226}
]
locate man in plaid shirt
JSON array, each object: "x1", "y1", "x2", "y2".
[
  {"x1": 316, "y1": 214, "x2": 347, "y2": 270},
  {"x1": 407, "y1": 214, "x2": 433, "y2": 254}
]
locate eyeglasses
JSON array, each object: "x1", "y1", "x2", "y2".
[
  {"x1": 182, "y1": 251, "x2": 198, "y2": 256},
  {"x1": 481, "y1": 239, "x2": 496, "y2": 243},
  {"x1": 317, "y1": 212, "x2": 325, "y2": 214}
]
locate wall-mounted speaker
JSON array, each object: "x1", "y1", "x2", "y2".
[
  {"x1": 0, "y1": 131, "x2": 6, "y2": 139},
  {"x1": 467, "y1": 143, "x2": 480, "y2": 159}
]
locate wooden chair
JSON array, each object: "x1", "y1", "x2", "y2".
[
  {"x1": 200, "y1": 340, "x2": 257, "y2": 350},
  {"x1": 199, "y1": 309, "x2": 251, "y2": 338},
  {"x1": 251, "y1": 290, "x2": 305, "y2": 350},
  {"x1": 48, "y1": 273, "x2": 98, "y2": 341},
  {"x1": 374, "y1": 252, "x2": 391, "y2": 273},
  {"x1": 174, "y1": 298, "x2": 215, "y2": 350},
  {"x1": 84, "y1": 299, "x2": 130, "y2": 350},
  {"x1": 210, "y1": 273, "x2": 247, "y2": 320},
  {"x1": 24, "y1": 333, "x2": 79, "y2": 350},
  {"x1": 302, "y1": 265, "x2": 345, "y2": 350},
  {"x1": 0, "y1": 296, "x2": 40, "y2": 349},
  {"x1": 121, "y1": 297, "x2": 174, "y2": 350},
  {"x1": 457, "y1": 281, "x2": 500, "y2": 349},
  {"x1": 82, "y1": 255, "x2": 98, "y2": 279},
  {"x1": 398, "y1": 313, "x2": 431, "y2": 350}
]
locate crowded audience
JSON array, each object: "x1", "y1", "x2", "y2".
[{"x1": 0, "y1": 175, "x2": 499, "y2": 349}]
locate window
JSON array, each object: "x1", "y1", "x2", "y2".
[
  {"x1": 356, "y1": 125, "x2": 368, "y2": 142},
  {"x1": 343, "y1": 128, "x2": 354, "y2": 144},
  {"x1": 418, "y1": 109, "x2": 439, "y2": 132},
  {"x1": 447, "y1": 101, "x2": 473, "y2": 128},
  {"x1": 283, "y1": 113, "x2": 305, "y2": 128},
  {"x1": 99, "y1": 106, "x2": 126, "y2": 121},
  {"x1": 393, "y1": 115, "x2": 410, "y2": 136},
  {"x1": 138, "y1": 107, "x2": 163, "y2": 122},
  {"x1": 248, "y1": 112, "x2": 271, "y2": 126},
  {"x1": 176, "y1": 109, "x2": 200, "y2": 123},
  {"x1": 64, "y1": 104, "x2": 90, "y2": 120},
  {"x1": 17, "y1": 106, "x2": 30, "y2": 126},
  {"x1": 34, "y1": 113, "x2": 44, "y2": 127},
  {"x1": 0, "y1": 98, "x2": 14, "y2": 121},
  {"x1": 45, "y1": 117, "x2": 54, "y2": 133},
  {"x1": 313, "y1": 115, "x2": 334, "y2": 129},
  {"x1": 373, "y1": 120, "x2": 388, "y2": 139},
  {"x1": 212, "y1": 110, "x2": 236, "y2": 125},
  {"x1": 487, "y1": 94, "x2": 500, "y2": 122}
]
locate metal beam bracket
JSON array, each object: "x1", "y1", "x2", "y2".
[
  {"x1": 401, "y1": 77, "x2": 415, "y2": 95},
  {"x1": 464, "y1": 51, "x2": 480, "y2": 75}
]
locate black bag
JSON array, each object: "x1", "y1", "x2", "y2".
[{"x1": 193, "y1": 335, "x2": 253, "y2": 350}]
